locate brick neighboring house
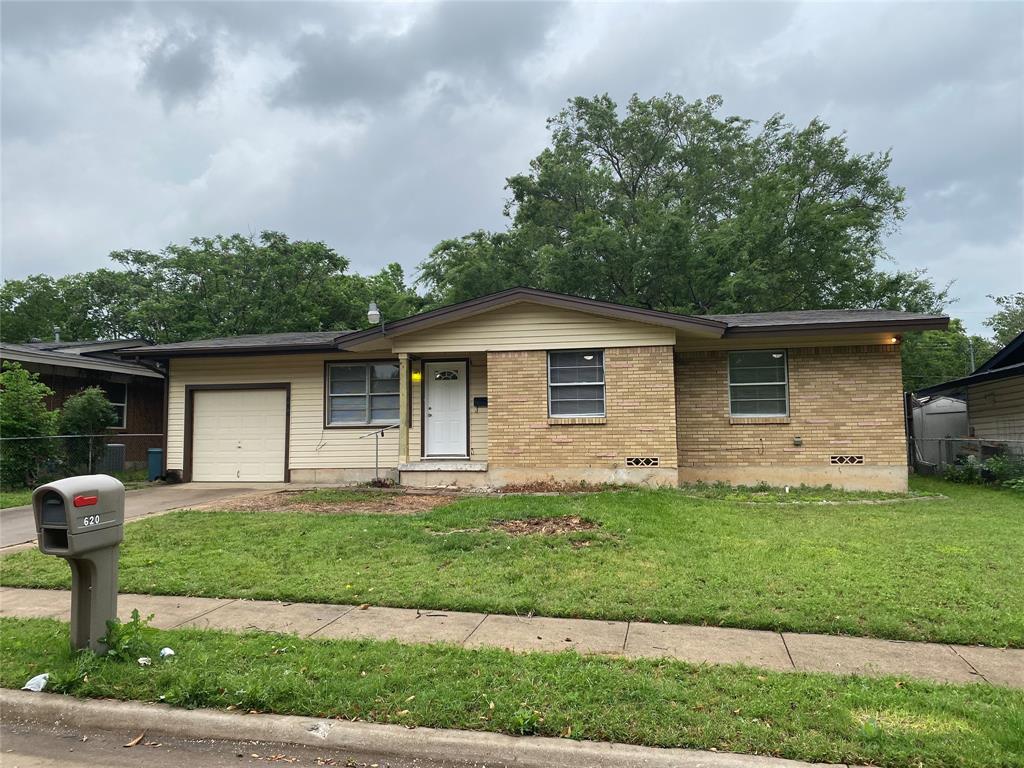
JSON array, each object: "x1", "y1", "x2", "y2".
[
  {"x1": 0, "y1": 340, "x2": 165, "y2": 466},
  {"x1": 123, "y1": 288, "x2": 948, "y2": 491}
]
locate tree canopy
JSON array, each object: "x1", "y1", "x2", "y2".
[
  {"x1": 419, "y1": 94, "x2": 946, "y2": 316},
  {"x1": 0, "y1": 232, "x2": 424, "y2": 344}
]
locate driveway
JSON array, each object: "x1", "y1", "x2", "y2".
[{"x1": 0, "y1": 483, "x2": 283, "y2": 550}]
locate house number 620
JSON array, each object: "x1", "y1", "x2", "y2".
[{"x1": 81, "y1": 514, "x2": 101, "y2": 527}]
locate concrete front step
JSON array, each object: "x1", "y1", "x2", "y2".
[{"x1": 1, "y1": 587, "x2": 1020, "y2": 688}]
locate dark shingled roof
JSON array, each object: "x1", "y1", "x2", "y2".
[
  {"x1": 122, "y1": 330, "x2": 351, "y2": 357},
  {"x1": 700, "y1": 309, "x2": 947, "y2": 332}
]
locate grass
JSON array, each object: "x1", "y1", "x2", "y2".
[
  {"x1": 2, "y1": 617, "x2": 1022, "y2": 768},
  {"x1": 0, "y1": 469, "x2": 153, "y2": 509},
  {"x1": 2, "y1": 477, "x2": 1021, "y2": 647},
  {"x1": 677, "y1": 482, "x2": 926, "y2": 503},
  {"x1": 0, "y1": 489, "x2": 33, "y2": 509}
]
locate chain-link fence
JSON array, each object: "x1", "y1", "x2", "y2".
[
  {"x1": 0, "y1": 433, "x2": 163, "y2": 489},
  {"x1": 909, "y1": 436, "x2": 1024, "y2": 478}
]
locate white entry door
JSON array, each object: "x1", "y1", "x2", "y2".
[{"x1": 424, "y1": 361, "x2": 467, "y2": 457}]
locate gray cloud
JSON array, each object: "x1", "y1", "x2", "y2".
[
  {"x1": 141, "y1": 30, "x2": 219, "y2": 108},
  {"x1": 271, "y1": 1, "x2": 565, "y2": 110},
  {"x1": 1, "y1": 1, "x2": 1020, "y2": 335}
]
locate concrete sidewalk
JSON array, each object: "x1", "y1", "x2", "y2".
[{"x1": 2, "y1": 587, "x2": 1021, "y2": 688}]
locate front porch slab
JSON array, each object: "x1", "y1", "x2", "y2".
[{"x1": 399, "y1": 461, "x2": 488, "y2": 472}]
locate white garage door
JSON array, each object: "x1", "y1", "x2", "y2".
[{"x1": 191, "y1": 389, "x2": 287, "y2": 482}]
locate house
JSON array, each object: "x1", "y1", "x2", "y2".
[
  {"x1": 915, "y1": 330, "x2": 1024, "y2": 448},
  {"x1": 0, "y1": 339, "x2": 165, "y2": 466},
  {"x1": 122, "y1": 288, "x2": 948, "y2": 491}
]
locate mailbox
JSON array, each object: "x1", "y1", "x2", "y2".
[{"x1": 32, "y1": 475, "x2": 125, "y2": 653}]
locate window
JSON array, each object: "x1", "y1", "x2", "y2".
[
  {"x1": 548, "y1": 350, "x2": 605, "y2": 417},
  {"x1": 326, "y1": 362, "x2": 400, "y2": 425},
  {"x1": 101, "y1": 382, "x2": 127, "y2": 429},
  {"x1": 728, "y1": 350, "x2": 788, "y2": 416}
]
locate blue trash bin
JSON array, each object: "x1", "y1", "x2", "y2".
[{"x1": 147, "y1": 448, "x2": 163, "y2": 481}]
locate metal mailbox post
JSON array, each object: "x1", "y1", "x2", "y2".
[{"x1": 32, "y1": 475, "x2": 125, "y2": 653}]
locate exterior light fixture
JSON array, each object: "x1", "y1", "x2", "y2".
[
  {"x1": 411, "y1": 370, "x2": 423, "y2": 383},
  {"x1": 890, "y1": 337, "x2": 899, "y2": 344},
  {"x1": 367, "y1": 302, "x2": 381, "y2": 326}
]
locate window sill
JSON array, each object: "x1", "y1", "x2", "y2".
[
  {"x1": 729, "y1": 416, "x2": 791, "y2": 425},
  {"x1": 548, "y1": 417, "x2": 607, "y2": 426},
  {"x1": 324, "y1": 422, "x2": 400, "y2": 430}
]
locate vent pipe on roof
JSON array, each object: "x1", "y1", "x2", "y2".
[{"x1": 53, "y1": 326, "x2": 61, "y2": 342}]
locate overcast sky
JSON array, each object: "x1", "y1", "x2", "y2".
[{"x1": 2, "y1": 1, "x2": 1021, "y2": 334}]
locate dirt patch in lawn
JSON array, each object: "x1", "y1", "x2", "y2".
[
  {"x1": 210, "y1": 490, "x2": 454, "y2": 516},
  {"x1": 491, "y1": 515, "x2": 599, "y2": 537}
]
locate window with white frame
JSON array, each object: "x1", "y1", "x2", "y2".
[
  {"x1": 326, "y1": 362, "x2": 400, "y2": 425},
  {"x1": 548, "y1": 350, "x2": 605, "y2": 417},
  {"x1": 728, "y1": 350, "x2": 789, "y2": 416},
  {"x1": 101, "y1": 382, "x2": 127, "y2": 429}
]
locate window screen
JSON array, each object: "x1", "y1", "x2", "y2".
[
  {"x1": 728, "y1": 350, "x2": 788, "y2": 416},
  {"x1": 548, "y1": 350, "x2": 605, "y2": 417},
  {"x1": 327, "y1": 362, "x2": 400, "y2": 424}
]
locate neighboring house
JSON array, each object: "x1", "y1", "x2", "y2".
[
  {"x1": 915, "y1": 330, "x2": 1024, "y2": 446},
  {"x1": 0, "y1": 339, "x2": 165, "y2": 465},
  {"x1": 123, "y1": 288, "x2": 948, "y2": 491}
]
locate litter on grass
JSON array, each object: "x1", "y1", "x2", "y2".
[
  {"x1": 137, "y1": 657, "x2": 152, "y2": 667},
  {"x1": 21, "y1": 673, "x2": 49, "y2": 692},
  {"x1": 159, "y1": 647, "x2": 175, "y2": 658}
]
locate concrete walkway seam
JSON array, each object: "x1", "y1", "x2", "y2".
[
  {"x1": 0, "y1": 689, "x2": 844, "y2": 768},
  {"x1": 167, "y1": 598, "x2": 239, "y2": 630}
]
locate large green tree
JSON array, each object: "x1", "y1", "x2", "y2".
[
  {"x1": 419, "y1": 94, "x2": 945, "y2": 315},
  {"x1": 984, "y1": 292, "x2": 1024, "y2": 347},
  {"x1": 1, "y1": 232, "x2": 423, "y2": 344}
]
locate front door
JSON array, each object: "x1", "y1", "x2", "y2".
[{"x1": 424, "y1": 361, "x2": 467, "y2": 457}]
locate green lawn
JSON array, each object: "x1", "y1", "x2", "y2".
[
  {"x1": 0, "y1": 489, "x2": 32, "y2": 509},
  {"x1": 2, "y1": 617, "x2": 1021, "y2": 768},
  {"x1": 2, "y1": 477, "x2": 1021, "y2": 646}
]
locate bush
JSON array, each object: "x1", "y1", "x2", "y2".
[
  {"x1": 942, "y1": 452, "x2": 1024, "y2": 489},
  {"x1": 60, "y1": 387, "x2": 118, "y2": 473},
  {"x1": 0, "y1": 362, "x2": 59, "y2": 489}
]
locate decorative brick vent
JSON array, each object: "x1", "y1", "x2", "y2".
[
  {"x1": 625, "y1": 456, "x2": 660, "y2": 467},
  {"x1": 830, "y1": 455, "x2": 865, "y2": 465}
]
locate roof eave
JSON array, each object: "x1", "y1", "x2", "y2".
[
  {"x1": 336, "y1": 288, "x2": 727, "y2": 350},
  {"x1": 915, "y1": 362, "x2": 1024, "y2": 397},
  {"x1": 123, "y1": 343, "x2": 342, "y2": 359},
  {"x1": 722, "y1": 316, "x2": 950, "y2": 337}
]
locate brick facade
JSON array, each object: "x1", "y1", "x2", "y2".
[
  {"x1": 675, "y1": 345, "x2": 907, "y2": 490},
  {"x1": 487, "y1": 346, "x2": 678, "y2": 469}
]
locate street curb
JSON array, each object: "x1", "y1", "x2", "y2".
[{"x1": 0, "y1": 689, "x2": 843, "y2": 768}]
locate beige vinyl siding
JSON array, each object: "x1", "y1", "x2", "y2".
[
  {"x1": 968, "y1": 376, "x2": 1024, "y2": 442},
  {"x1": 166, "y1": 353, "x2": 399, "y2": 472},
  {"x1": 408, "y1": 353, "x2": 488, "y2": 461},
  {"x1": 391, "y1": 303, "x2": 675, "y2": 353}
]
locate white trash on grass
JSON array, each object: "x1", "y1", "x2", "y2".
[
  {"x1": 22, "y1": 673, "x2": 49, "y2": 692},
  {"x1": 159, "y1": 647, "x2": 175, "y2": 658},
  {"x1": 137, "y1": 657, "x2": 152, "y2": 667}
]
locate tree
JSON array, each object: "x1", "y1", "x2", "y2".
[
  {"x1": 60, "y1": 387, "x2": 119, "y2": 473},
  {"x1": 0, "y1": 232, "x2": 424, "y2": 344},
  {"x1": 900, "y1": 320, "x2": 997, "y2": 392},
  {"x1": 418, "y1": 93, "x2": 945, "y2": 316},
  {"x1": 984, "y1": 292, "x2": 1024, "y2": 347},
  {"x1": 0, "y1": 362, "x2": 59, "y2": 488}
]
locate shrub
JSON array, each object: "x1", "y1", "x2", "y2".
[
  {"x1": 60, "y1": 387, "x2": 118, "y2": 472},
  {"x1": 941, "y1": 455, "x2": 984, "y2": 484},
  {"x1": 0, "y1": 362, "x2": 59, "y2": 488},
  {"x1": 982, "y1": 453, "x2": 1024, "y2": 483}
]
